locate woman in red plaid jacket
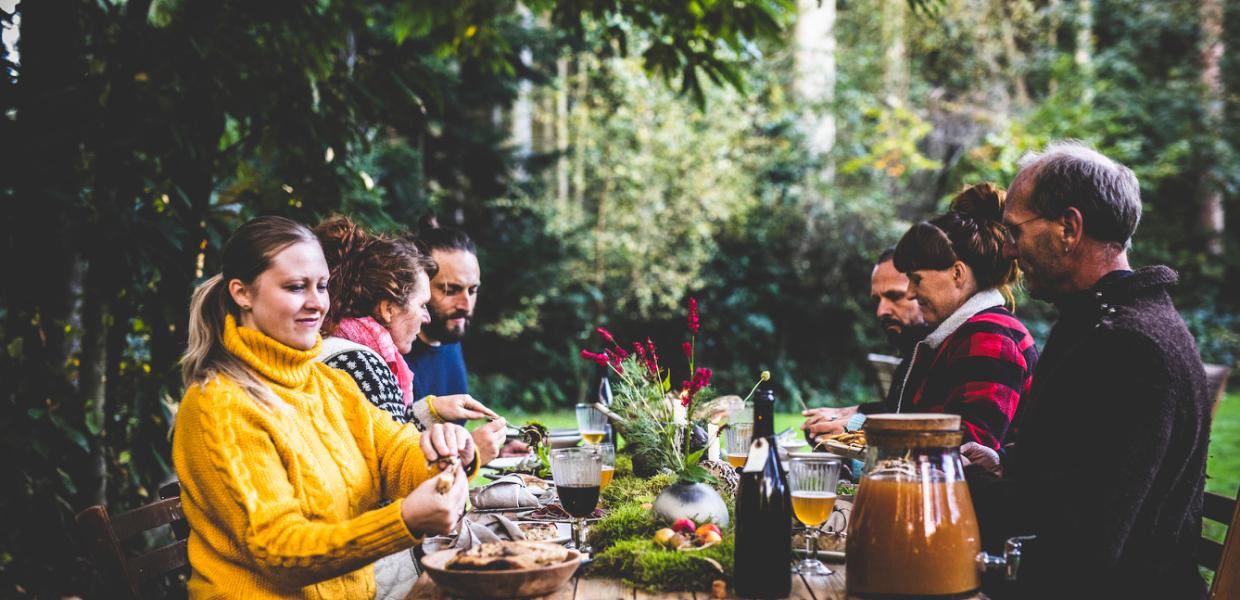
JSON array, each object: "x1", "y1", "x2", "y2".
[{"x1": 887, "y1": 183, "x2": 1039, "y2": 450}]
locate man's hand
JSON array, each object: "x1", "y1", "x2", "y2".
[
  {"x1": 960, "y1": 441, "x2": 1003, "y2": 477},
  {"x1": 470, "y1": 418, "x2": 507, "y2": 467},
  {"x1": 400, "y1": 464, "x2": 468, "y2": 536},
  {"x1": 801, "y1": 405, "x2": 859, "y2": 441},
  {"x1": 420, "y1": 423, "x2": 476, "y2": 466},
  {"x1": 434, "y1": 394, "x2": 500, "y2": 422},
  {"x1": 499, "y1": 439, "x2": 531, "y2": 457}
]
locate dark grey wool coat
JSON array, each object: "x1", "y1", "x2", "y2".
[{"x1": 967, "y1": 266, "x2": 1211, "y2": 599}]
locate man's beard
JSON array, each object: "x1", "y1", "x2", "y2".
[
  {"x1": 424, "y1": 307, "x2": 472, "y2": 343},
  {"x1": 882, "y1": 319, "x2": 931, "y2": 354}
]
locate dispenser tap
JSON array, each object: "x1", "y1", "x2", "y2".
[{"x1": 976, "y1": 535, "x2": 1035, "y2": 581}]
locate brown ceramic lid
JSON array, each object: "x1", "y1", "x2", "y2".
[{"x1": 864, "y1": 413, "x2": 960, "y2": 432}]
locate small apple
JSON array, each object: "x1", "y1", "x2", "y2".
[
  {"x1": 668, "y1": 533, "x2": 688, "y2": 549},
  {"x1": 653, "y1": 528, "x2": 676, "y2": 547},
  {"x1": 671, "y1": 518, "x2": 697, "y2": 534},
  {"x1": 695, "y1": 523, "x2": 721, "y2": 538},
  {"x1": 700, "y1": 530, "x2": 723, "y2": 546}
]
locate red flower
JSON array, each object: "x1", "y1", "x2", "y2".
[
  {"x1": 646, "y1": 338, "x2": 660, "y2": 368},
  {"x1": 682, "y1": 341, "x2": 693, "y2": 361},
  {"x1": 596, "y1": 327, "x2": 617, "y2": 345},
  {"x1": 579, "y1": 349, "x2": 609, "y2": 367},
  {"x1": 687, "y1": 298, "x2": 700, "y2": 333}
]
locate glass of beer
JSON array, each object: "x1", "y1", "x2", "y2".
[
  {"x1": 576, "y1": 403, "x2": 608, "y2": 444},
  {"x1": 550, "y1": 447, "x2": 602, "y2": 553},
  {"x1": 593, "y1": 443, "x2": 616, "y2": 490},
  {"x1": 788, "y1": 454, "x2": 841, "y2": 575},
  {"x1": 725, "y1": 422, "x2": 754, "y2": 468}
]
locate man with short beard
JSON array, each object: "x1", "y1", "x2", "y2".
[
  {"x1": 404, "y1": 226, "x2": 480, "y2": 404},
  {"x1": 965, "y1": 141, "x2": 1210, "y2": 599},
  {"x1": 801, "y1": 247, "x2": 931, "y2": 443}
]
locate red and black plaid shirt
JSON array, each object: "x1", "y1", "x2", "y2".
[{"x1": 900, "y1": 307, "x2": 1038, "y2": 450}]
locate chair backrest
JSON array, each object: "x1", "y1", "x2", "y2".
[
  {"x1": 76, "y1": 481, "x2": 189, "y2": 599},
  {"x1": 1204, "y1": 363, "x2": 1231, "y2": 419},
  {"x1": 867, "y1": 353, "x2": 902, "y2": 400},
  {"x1": 1199, "y1": 483, "x2": 1240, "y2": 599}
]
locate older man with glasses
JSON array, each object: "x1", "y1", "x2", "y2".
[{"x1": 964, "y1": 141, "x2": 1211, "y2": 599}]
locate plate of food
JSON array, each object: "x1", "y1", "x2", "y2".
[
  {"x1": 514, "y1": 521, "x2": 571, "y2": 544},
  {"x1": 420, "y1": 541, "x2": 581, "y2": 599},
  {"x1": 820, "y1": 430, "x2": 867, "y2": 461},
  {"x1": 523, "y1": 503, "x2": 605, "y2": 522}
]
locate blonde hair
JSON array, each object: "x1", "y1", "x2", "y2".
[{"x1": 180, "y1": 216, "x2": 318, "y2": 409}]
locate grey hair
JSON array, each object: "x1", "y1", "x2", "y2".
[{"x1": 1015, "y1": 140, "x2": 1142, "y2": 247}]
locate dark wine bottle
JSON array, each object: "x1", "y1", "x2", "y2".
[
  {"x1": 591, "y1": 362, "x2": 616, "y2": 445},
  {"x1": 733, "y1": 383, "x2": 792, "y2": 598}
]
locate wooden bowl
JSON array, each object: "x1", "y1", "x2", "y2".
[{"x1": 420, "y1": 547, "x2": 581, "y2": 598}]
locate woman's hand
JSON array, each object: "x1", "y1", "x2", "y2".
[
  {"x1": 960, "y1": 441, "x2": 1003, "y2": 477},
  {"x1": 801, "y1": 405, "x2": 859, "y2": 440},
  {"x1": 471, "y1": 418, "x2": 507, "y2": 467},
  {"x1": 400, "y1": 465, "x2": 468, "y2": 536},
  {"x1": 420, "y1": 422, "x2": 476, "y2": 466},
  {"x1": 433, "y1": 394, "x2": 499, "y2": 422}
]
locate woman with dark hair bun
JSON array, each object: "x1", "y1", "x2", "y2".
[{"x1": 886, "y1": 183, "x2": 1040, "y2": 450}]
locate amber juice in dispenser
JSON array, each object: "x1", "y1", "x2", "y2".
[{"x1": 845, "y1": 414, "x2": 982, "y2": 598}]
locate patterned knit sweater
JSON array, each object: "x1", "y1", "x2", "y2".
[{"x1": 172, "y1": 316, "x2": 459, "y2": 599}]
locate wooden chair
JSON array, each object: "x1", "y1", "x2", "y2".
[
  {"x1": 1199, "y1": 483, "x2": 1240, "y2": 599},
  {"x1": 1204, "y1": 363, "x2": 1231, "y2": 419},
  {"x1": 867, "y1": 353, "x2": 902, "y2": 400},
  {"x1": 76, "y1": 480, "x2": 190, "y2": 599}
]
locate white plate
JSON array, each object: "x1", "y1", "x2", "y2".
[
  {"x1": 483, "y1": 456, "x2": 532, "y2": 470},
  {"x1": 514, "y1": 521, "x2": 572, "y2": 545}
]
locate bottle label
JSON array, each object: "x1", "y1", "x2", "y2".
[{"x1": 742, "y1": 437, "x2": 770, "y2": 473}]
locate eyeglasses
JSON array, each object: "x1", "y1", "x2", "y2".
[{"x1": 1003, "y1": 214, "x2": 1046, "y2": 245}]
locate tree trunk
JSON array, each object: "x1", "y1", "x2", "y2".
[
  {"x1": 882, "y1": 0, "x2": 908, "y2": 106},
  {"x1": 572, "y1": 54, "x2": 589, "y2": 214},
  {"x1": 1199, "y1": 0, "x2": 1225, "y2": 256},
  {"x1": 80, "y1": 260, "x2": 109, "y2": 507},
  {"x1": 997, "y1": 0, "x2": 1030, "y2": 106},
  {"x1": 556, "y1": 55, "x2": 570, "y2": 211},
  {"x1": 794, "y1": 0, "x2": 836, "y2": 165},
  {"x1": 1075, "y1": 0, "x2": 1094, "y2": 103}
]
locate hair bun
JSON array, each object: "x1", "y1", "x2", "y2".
[
  {"x1": 949, "y1": 182, "x2": 1005, "y2": 223},
  {"x1": 315, "y1": 215, "x2": 369, "y2": 267}
]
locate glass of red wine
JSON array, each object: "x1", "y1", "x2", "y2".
[{"x1": 550, "y1": 447, "x2": 602, "y2": 553}]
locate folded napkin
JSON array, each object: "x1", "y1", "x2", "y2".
[
  {"x1": 452, "y1": 513, "x2": 527, "y2": 549},
  {"x1": 469, "y1": 474, "x2": 541, "y2": 510}
]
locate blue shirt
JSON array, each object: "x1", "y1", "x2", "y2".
[{"x1": 403, "y1": 339, "x2": 469, "y2": 401}]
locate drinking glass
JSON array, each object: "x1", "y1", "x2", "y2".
[
  {"x1": 576, "y1": 403, "x2": 608, "y2": 445},
  {"x1": 725, "y1": 422, "x2": 754, "y2": 469},
  {"x1": 550, "y1": 447, "x2": 602, "y2": 553},
  {"x1": 788, "y1": 455, "x2": 841, "y2": 575},
  {"x1": 593, "y1": 443, "x2": 616, "y2": 490}
]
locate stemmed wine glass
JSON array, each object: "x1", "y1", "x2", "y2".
[
  {"x1": 576, "y1": 403, "x2": 608, "y2": 445},
  {"x1": 550, "y1": 447, "x2": 602, "y2": 553},
  {"x1": 788, "y1": 455, "x2": 841, "y2": 575}
]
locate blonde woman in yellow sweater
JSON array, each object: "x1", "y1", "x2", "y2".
[{"x1": 173, "y1": 216, "x2": 477, "y2": 599}]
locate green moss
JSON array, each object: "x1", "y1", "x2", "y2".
[
  {"x1": 587, "y1": 536, "x2": 735, "y2": 592},
  {"x1": 587, "y1": 503, "x2": 660, "y2": 551},
  {"x1": 601, "y1": 472, "x2": 677, "y2": 507},
  {"x1": 614, "y1": 454, "x2": 634, "y2": 477}
]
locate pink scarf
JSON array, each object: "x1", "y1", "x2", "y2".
[{"x1": 333, "y1": 317, "x2": 414, "y2": 407}]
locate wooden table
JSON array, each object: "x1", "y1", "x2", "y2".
[{"x1": 405, "y1": 566, "x2": 848, "y2": 599}]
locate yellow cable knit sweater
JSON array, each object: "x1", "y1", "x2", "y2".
[{"x1": 173, "y1": 316, "x2": 462, "y2": 599}]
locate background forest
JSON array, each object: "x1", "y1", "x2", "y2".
[{"x1": 1, "y1": 0, "x2": 1238, "y2": 596}]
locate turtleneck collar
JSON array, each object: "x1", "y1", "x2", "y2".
[
  {"x1": 223, "y1": 314, "x2": 323, "y2": 389},
  {"x1": 1052, "y1": 266, "x2": 1177, "y2": 318}
]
